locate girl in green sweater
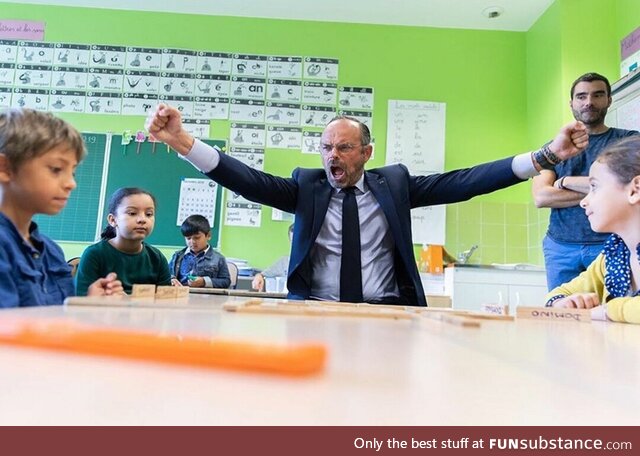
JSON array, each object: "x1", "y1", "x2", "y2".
[{"x1": 75, "y1": 187, "x2": 172, "y2": 295}]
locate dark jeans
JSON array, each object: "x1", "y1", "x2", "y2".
[{"x1": 542, "y1": 235, "x2": 604, "y2": 291}]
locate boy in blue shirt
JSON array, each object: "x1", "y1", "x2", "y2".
[
  {"x1": 0, "y1": 108, "x2": 123, "y2": 307},
  {"x1": 169, "y1": 214, "x2": 231, "y2": 288}
]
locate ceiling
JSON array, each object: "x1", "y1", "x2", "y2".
[{"x1": 9, "y1": 0, "x2": 555, "y2": 31}]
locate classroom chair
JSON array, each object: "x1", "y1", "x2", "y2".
[
  {"x1": 226, "y1": 261, "x2": 238, "y2": 289},
  {"x1": 67, "y1": 257, "x2": 81, "y2": 278}
]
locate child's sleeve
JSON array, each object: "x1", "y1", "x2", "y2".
[
  {"x1": 168, "y1": 251, "x2": 178, "y2": 279},
  {"x1": 0, "y1": 248, "x2": 20, "y2": 308},
  {"x1": 545, "y1": 253, "x2": 606, "y2": 304},
  {"x1": 606, "y1": 297, "x2": 640, "y2": 324},
  {"x1": 262, "y1": 256, "x2": 289, "y2": 278},
  {"x1": 156, "y1": 252, "x2": 173, "y2": 286},
  {"x1": 206, "y1": 255, "x2": 231, "y2": 289},
  {"x1": 74, "y1": 248, "x2": 103, "y2": 296}
]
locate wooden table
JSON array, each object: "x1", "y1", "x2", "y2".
[
  {"x1": 0, "y1": 294, "x2": 638, "y2": 425},
  {"x1": 189, "y1": 287, "x2": 288, "y2": 299}
]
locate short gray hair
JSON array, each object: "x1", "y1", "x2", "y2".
[{"x1": 327, "y1": 115, "x2": 371, "y2": 145}]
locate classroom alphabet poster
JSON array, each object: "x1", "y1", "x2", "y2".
[
  {"x1": 223, "y1": 147, "x2": 264, "y2": 227},
  {"x1": 267, "y1": 126, "x2": 302, "y2": 149},
  {"x1": 225, "y1": 198, "x2": 262, "y2": 227},
  {"x1": 272, "y1": 208, "x2": 294, "y2": 222},
  {"x1": 0, "y1": 41, "x2": 348, "y2": 146},
  {"x1": 176, "y1": 178, "x2": 218, "y2": 226}
]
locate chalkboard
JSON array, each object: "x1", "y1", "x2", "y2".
[
  {"x1": 103, "y1": 135, "x2": 225, "y2": 247},
  {"x1": 34, "y1": 133, "x2": 225, "y2": 248},
  {"x1": 33, "y1": 132, "x2": 107, "y2": 242}
]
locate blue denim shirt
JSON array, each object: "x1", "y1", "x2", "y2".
[
  {"x1": 169, "y1": 245, "x2": 231, "y2": 288},
  {"x1": 0, "y1": 212, "x2": 74, "y2": 308}
]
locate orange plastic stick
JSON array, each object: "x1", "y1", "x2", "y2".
[{"x1": 0, "y1": 319, "x2": 326, "y2": 376}]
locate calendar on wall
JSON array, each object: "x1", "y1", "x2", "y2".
[{"x1": 176, "y1": 178, "x2": 219, "y2": 226}]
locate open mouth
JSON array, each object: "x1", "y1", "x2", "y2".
[{"x1": 330, "y1": 165, "x2": 345, "y2": 180}]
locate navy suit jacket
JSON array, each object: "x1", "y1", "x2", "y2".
[{"x1": 208, "y1": 153, "x2": 523, "y2": 306}]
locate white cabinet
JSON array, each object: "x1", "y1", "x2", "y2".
[{"x1": 444, "y1": 265, "x2": 547, "y2": 314}]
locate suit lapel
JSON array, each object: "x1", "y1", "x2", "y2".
[
  {"x1": 310, "y1": 177, "x2": 333, "y2": 246},
  {"x1": 365, "y1": 171, "x2": 405, "y2": 247}
]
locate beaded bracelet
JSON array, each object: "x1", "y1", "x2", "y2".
[
  {"x1": 542, "y1": 145, "x2": 562, "y2": 165},
  {"x1": 545, "y1": 294, "x2": 565, "y2": 307},
  {"x1": 532, "y1": 149, "x2": 556, "y2": 170}
]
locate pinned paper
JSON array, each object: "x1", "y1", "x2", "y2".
[
  {"x1": 121, "y1": 130, "x2": 133, "y2": 155},
  {"x1": 134, "y1": 130, "x2": 146, "y2": 154}
]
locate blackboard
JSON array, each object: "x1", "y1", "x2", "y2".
[
  {"x1": 33, "y1": 132, "x2": 107, "y2": 243},
  {"x1": 103, "y1": 135, "x2": 225, "y2": 247},
  {"x1": 34, "y1": 133, "x2": 225, "y2": 248}
]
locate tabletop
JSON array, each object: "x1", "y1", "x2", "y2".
[{"x1": 0, "y1": 294, "x2": 638, "y2": 425}]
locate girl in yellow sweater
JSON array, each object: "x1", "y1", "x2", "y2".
[{"x1": 546, "y1": 136, "x2": 640, "y2": 323}]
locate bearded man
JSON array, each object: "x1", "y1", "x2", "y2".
[{"x1": 532, "y1": 72, "x2": 639, "y2": 290}]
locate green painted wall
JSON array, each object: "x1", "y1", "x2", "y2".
[
  {"x1": 617, "y1": 0, "x2": 640, "y2": 44},
  {"x1": 0, "y1": 2, "x2": 530, "y2": 268},
  {"x1": 559, "y1": 0, "x2": 618, "y2": 106},
  {"x1": 526, "y1": 0, "x2": 620, "y2": 148},
  {"x1": 2, "y1": 1, "x2": 639, "y2": 268},
  {"x1": 526, "y1": 1, "x2": 564, "y2": 148}
]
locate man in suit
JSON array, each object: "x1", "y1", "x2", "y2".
[{"x1": 146, "y1": 104, "x2": 588, "y2": 306}]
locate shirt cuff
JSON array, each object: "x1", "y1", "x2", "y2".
[
  {"x1": 179, "y1": 138, "x2": 220, "y2": 173},
  {"x1": 203, "y1": 276, "x2": 213, "y2": 288},
  {"x1": 511, "y1": 152, "x2": 538, "y2": 179}
]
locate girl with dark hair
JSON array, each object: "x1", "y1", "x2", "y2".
[
  {"x1": 75, "y1": 187, "x2": 172, "y2": 295},
  {"x1": 546, "y1": 136, "x2": 640, "y2": 323}
]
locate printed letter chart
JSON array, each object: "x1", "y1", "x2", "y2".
[{"x1": 176, "y1": 178, "x2": 218, "y2": 226}]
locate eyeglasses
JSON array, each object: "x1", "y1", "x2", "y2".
[{"x1": 320, "y1": 143, "x2": 364, "y2": 155}]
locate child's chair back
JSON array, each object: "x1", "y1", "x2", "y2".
[
  {"x1": 226, "y1": 261, "x2": 238, "y2": 289},
  {"x1": 67, "y1": 257, "x2": 81, "y2": 277}
]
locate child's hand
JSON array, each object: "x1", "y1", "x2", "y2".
[
  {"x1": 552, "y1": 293, "x2": 600, "y2": 309},
  {"x1": 590, "y1": 305, "x2": 609, "y2": 321},
  {"x1": 252, "y1": 273, "x2": 265, "y2": 291},
  {"x1": 171, "y1": 278, "x2": 182, "y2": 287},
  {"x1": 187, "y1": 276, "x2": 205, "y2": 287},
  {"x1": 87, "y1": 272, "x2": 124, "y2": 297}
]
